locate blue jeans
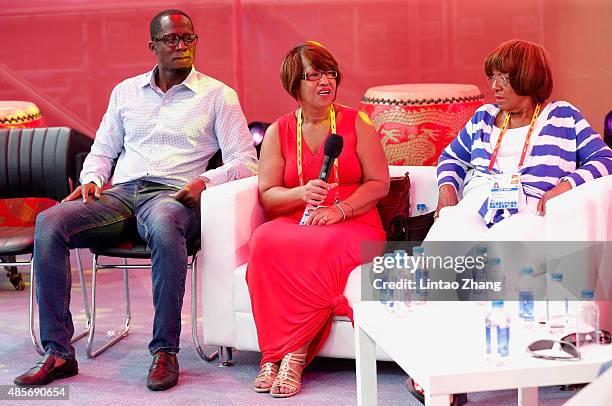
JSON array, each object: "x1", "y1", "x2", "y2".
[{"x1": 34, "y1": 180, "x2": 200, "y2": 359}]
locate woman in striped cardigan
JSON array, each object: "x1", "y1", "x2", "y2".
[
  {"x1": 427, "y1": 39, "x2": 612, "y2": 241},
  {"x1": 412, "y1": 39, "x2": 612, "y2": 405}
]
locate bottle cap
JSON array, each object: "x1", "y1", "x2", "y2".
[
  {"x1": 550, "y1": 272, "x2": 563, "y2": 282},
  {"x1": 417, "y1": 203, "x2": 426, "y2": 210},
  {"x1": 520, "y1": 266, "x2": 533, "y2": 276},
  {"x1": 413, "y1": 246, "x2": 424, "y2": 255},
  {"x1": 489, "y1": 257, "x2": 501, "y2": 266},
  {"x1": 581, "y1": 289, "x2": 594, "y2": 299},
  {"x1": 491, "y1": 300, "x2": 504, "y2": 308},
  {"x1": 477, "y1": 246, "x2": 488, "y2": 256}
]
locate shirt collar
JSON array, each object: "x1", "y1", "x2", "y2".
[{"x1": 140, "y1": 65, "x2": 199, "y2": 94}]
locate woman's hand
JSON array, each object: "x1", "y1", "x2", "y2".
[
  {"x1": 307, "y1": 205, "x2": 344, "y2": 226},
  {"x1": 435, "y1": 184, "x2": 459, "y2": 218},
  {"x1": 537, "y1": 181, "x2": 572, "y2": 216},
  {"x1": 301, "y1": 179, "x2": 337, "y2": 205}
]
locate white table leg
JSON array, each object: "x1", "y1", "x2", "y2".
[
  {"x1": 518, "y1": 387, "x2": 538, "y2": 406},
  {"x1": 425, "y1": 393, "x2": 450, "y2": 406},
  {"x1": 355, "y1": 324, "x2": 377, "y2": 406}
]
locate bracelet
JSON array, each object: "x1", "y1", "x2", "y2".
[
  {"x1": 334, "y1": 203, "x2": 347, "y2": 221},
  {"x1": 338, "y1": 201, "x2": 355, "y2": 217}
]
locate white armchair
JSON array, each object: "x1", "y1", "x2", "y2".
[
  {"x1": 199, "y1": 167, "x2": 612, "y2": 360},
  {"x1": 199, "y1": 166, "x2": 438, "y2": 361}
]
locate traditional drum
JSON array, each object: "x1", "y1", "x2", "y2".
[
  {"x1": 0, "y1": 101, "x2": 54, "y2": 227},
  {"x1": 360, "y1": 84, "x2": 483, "y2": 166},
  {"x1": 0, "y1": 100, "x2": 44, "y2": 128}
]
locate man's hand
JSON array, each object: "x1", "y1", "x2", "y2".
[
  {"x1": 63, "y1": 182, "x2": 102, "y2": 203},
  {"x1": 435, "y1": 184, "x2": 459, "y2": 218},
  {"x1": 537, "y1": 181, "x2": 572, "y2": 216},
  {"x1": 171, "y1": 178, "x2": 207, "y2": 208}
]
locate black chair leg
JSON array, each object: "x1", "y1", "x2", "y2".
[
  {"x1": 219, "y1": 346, "x2": 233, "y2": 367},
  {"x1": 2, "y1": 255, "x2": 24, "y2": 291}
]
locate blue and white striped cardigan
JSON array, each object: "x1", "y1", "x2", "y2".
[{"x1": 437, "y1": 101, "x2": 612, "y2": 226}]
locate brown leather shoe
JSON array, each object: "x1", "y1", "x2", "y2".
[
  {"x1": 14, "y1": 354, "x2": 78, "y2": 386},
  {"x1": 146, "y1": 351, "x2": 179, "y2": 391}
]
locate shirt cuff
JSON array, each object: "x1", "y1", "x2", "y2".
[
  {"x1": 200, "y1": 167, "x2": 228, "y2": 187},
  {"x1": 80, "y1": 173, "x2": 104, "y2": 189}
]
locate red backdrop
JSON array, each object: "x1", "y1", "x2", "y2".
[{"x1": 1, "y1": 0, "x2": 610, "y2": 137}]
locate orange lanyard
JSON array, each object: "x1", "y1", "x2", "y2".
[
  {"x1": 488, "y1": 103, "x2": 541, "y2": 172},
  {"x1": 296, "y1": 105, "x2": 338, "y2": 186}
]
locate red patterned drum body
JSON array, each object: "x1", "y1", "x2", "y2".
[
  {"x1": 0, "y1": 101, "x2": 54, "y2": 227},
  {"x1": 0, "y1": 101, "x2": 44, "y2": 128},
  {"x1": 360, "y1": 84, "x2": 483, "y2": 166}
]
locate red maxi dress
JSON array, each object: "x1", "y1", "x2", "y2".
[{"x1": 246, "y1": 105, "x2": 386, "y2": 366}]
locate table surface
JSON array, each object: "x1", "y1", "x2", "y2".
[{"x1": 354, "y1": 301, "x2": 612, "y2": 396}]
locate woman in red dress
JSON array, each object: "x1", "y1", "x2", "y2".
[{"x1": 246, "y1": 41, "x2": 389, "y2": 398}]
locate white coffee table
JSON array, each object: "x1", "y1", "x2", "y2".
[{"x1": 354, "y1": 301, "x2": 612, "y2": 406}]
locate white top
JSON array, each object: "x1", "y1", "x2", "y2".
[
  {"x1": 489, "y1": 124, "x2": 531, "y2": 173},
  {"x1": 462, "y1": 124, "x2": 538, "y2": 213}
]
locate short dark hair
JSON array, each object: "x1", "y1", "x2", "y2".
[
  {"x1": 150, "y1": 9, "x2": 193, "y2": 41},
  {"x1": 280, "y1": 41, "x2": 342, "y2": 100},
  {"x1": 484, "y1": 39, "x2": 553, "y2": 104}
]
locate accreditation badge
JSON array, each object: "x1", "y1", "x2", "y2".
[{"x1": 488, "y1": 173, "x2": 520, "y2": 210}]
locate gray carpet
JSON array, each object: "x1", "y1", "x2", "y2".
[{"x1": 0, "y1": 252, "x2": 575, "y2": 405}]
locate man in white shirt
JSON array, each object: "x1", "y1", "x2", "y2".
[{"x1": 15, "y1": 9, "x2": 257, "y2": 391}]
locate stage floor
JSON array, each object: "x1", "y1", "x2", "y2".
[{"x1": 0, "y1": 251, "x2": 574, "y2": 405}]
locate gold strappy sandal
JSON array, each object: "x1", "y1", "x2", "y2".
[
  {"x1": 270, "y1": 352, "x2": 307, "y2": 398},
  {"x1": 253, "y1": 362, "x2": 280, "y2": 393}
]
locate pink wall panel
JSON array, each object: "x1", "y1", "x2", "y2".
[{"x1": 0, "y1": 0, "x2": 610, "y2": 137}]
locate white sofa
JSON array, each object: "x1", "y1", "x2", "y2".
[
  {"x1": 199, "y1": 166, "x2": 612, "y2": 360},
  {"x1": 199, "y1": 166, "x2": 438, "y2": 360}
]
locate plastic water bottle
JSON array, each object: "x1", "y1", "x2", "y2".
[
  {"x1": 488, "y1": 257, "x2": 503, "y2": 301},
  {"x1": 392, "y1": 250, "x2": 411, "y2": 317},
  {"x1": 546, "y1": 272, "x2": 568, "y2": 334},
  {"x1": 415, "y1": 203, "x2": 428, "y2": 216},
  {"x1": 471, "y1": 246, "x2": 488, "y2": 304},
  {"x1": 518, "y1": 266, "x2": 535, "y2": 324},
  {"x1": 413, "y1": 246, "x2": 428, "y2": 305},
  {"x1": 576, "y1": 289, "x2": 600, "y2": 348},
  {"x1": 379, "y1": 252, "x2": 395, "y2": 311},
  {"x1": 485, "y1": 300, "x2": 511, "y2": 366}
]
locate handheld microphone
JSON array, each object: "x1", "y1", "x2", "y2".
[
  {"x1": 299, "y1": 134, "x2": 344, "y2": 225},
  {"x1": 318, "y1": 133, "x2": 344, "y2": 182}
]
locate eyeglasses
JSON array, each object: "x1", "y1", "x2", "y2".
[
  {"x1": 526, "y1": 339, "x2": 581, "y2": 361},
  {"x1": 487, "y1": 74, "x2": 511, "y2": 86},
  {"x1": 561, "y1": 330, "x2": 612, "y2": 346},
  {"x1": 301, "y1": 71, "x2": 338, "y2": 81},
  {"x1": 153, "y1": 33, "x2": 199, "y2": 47}
]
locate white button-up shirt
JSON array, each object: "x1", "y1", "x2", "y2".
[{"x1": 80, "y1": 66, "x2": 257, "y2": 189}]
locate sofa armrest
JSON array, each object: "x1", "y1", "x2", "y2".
[
  {"x1": 390, "y1": 166, "x2": 438, "y2": 216},
  {"x1": 200, "y1": 176, "x2": 263, "y2": 346},
  {"x1": 546, "y1": 175, "x2": 612, "y2": 241},
  {"x1": 546, "y1": 176, "x2": 612, "y2": 316}
]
